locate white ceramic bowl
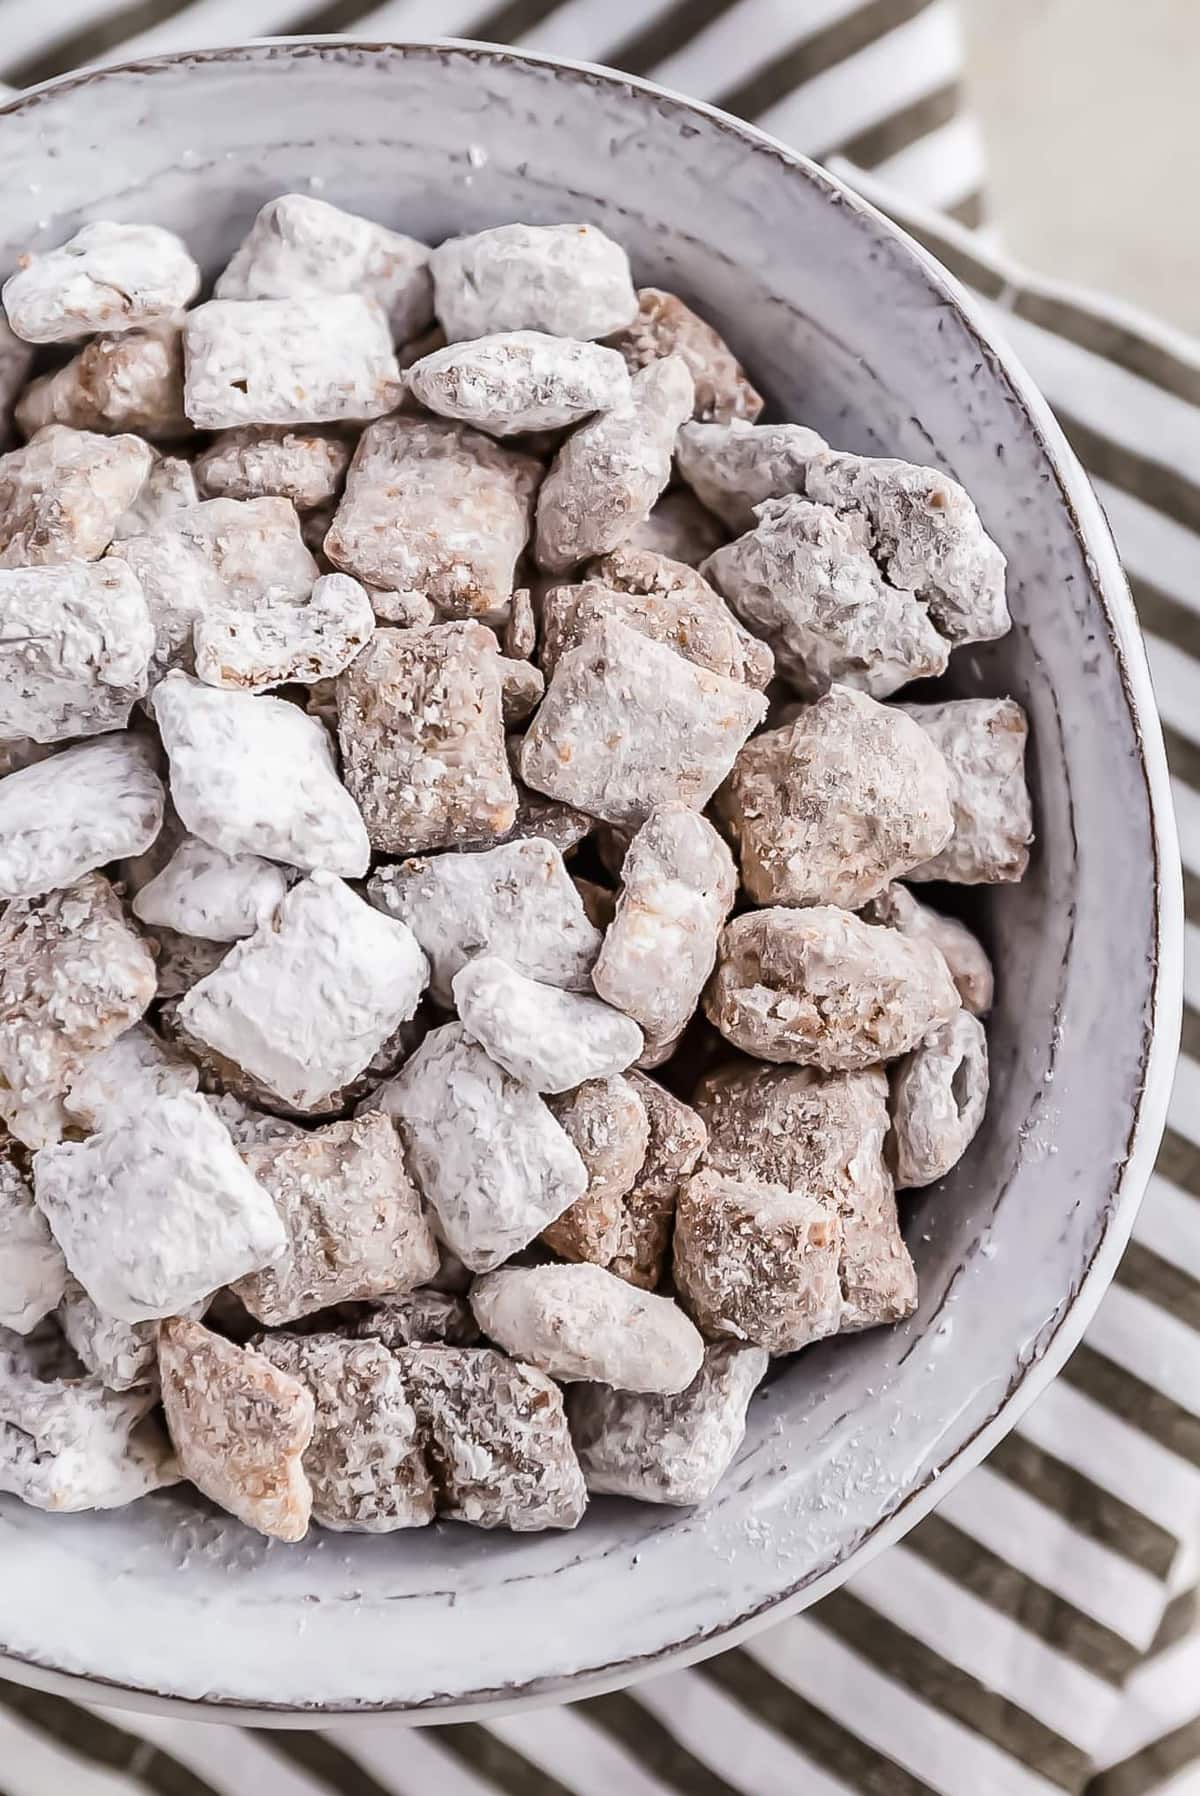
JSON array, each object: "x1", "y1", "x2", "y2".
[{"x1": 0, "y1": 37, "x2": 1181, "y2": 1724}]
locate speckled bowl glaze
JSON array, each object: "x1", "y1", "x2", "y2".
[{"x1": 0, "y1": 38, "x2": 1181, "y2": 1725}]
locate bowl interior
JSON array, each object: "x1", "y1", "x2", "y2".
[{"x1": 0, "y1": 40, "x2": 1169, "y2": 1716}]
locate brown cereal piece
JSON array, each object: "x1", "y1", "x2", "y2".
[
  {"x1": 194, "y1": 425, "x2": 353, "y2": 511},
  {"x1": 572, "y1": 877, "x2": 617, "y2": 931},
  {"x1": 890, "y1": 1010, "x2": 990, "y2": 1189},
  {"x1": 0, "y1": 734, "x2": 164, "y2": 902},
  {"x1": 62, "y1": 1022, "x2": 200, "y2": 1131},
  {"x1": 368, "y1": 836, "x2": 601, "y2": 1006},
  {"x1": 301, "y1": 495, "x2": 338, "y2": 559},
  {"x1": 0, "y1": 874, "x2": 157, "y2": 1147},
  {"x1": 16, "y1": 325, "x2": 190, "y2": 440},
  {"x1": 255, "y1": 1332, "x2": 435, "y2": 1532},
  {"x1": 675, "y1": 419, "x2": 828, "y2": 533},
  {"x1": 336, "y1": 621, "x2": 516, "y2": 854},
  {"x1": 586, "y1": 545, "x2": 774, "y2": 688},
  {"x1": 0, "y1": 558, "x2": 154, "y2": 743},
  {"x1": 232, "y1": 1115, "x2": 438, "y2": 1326},
  {"x1": 178, "y1": 873, "x2": 428, "y2": 1111},
  {"x1": 483, "y1": 783, "x2": 596, "y2": 857},
  {"x1": 324, "y1": 415, "x2": 540, "y2": 617},
  {"x1": 0, "y1": 320, "x2": 34, "y2": 452},
  {"x1": 806, "y1": 451, "x2": 1010, "y2": 644},
  {"x1": 111, "y1": 452, "x2": 198, "y2": 539},
  {"x1": 395, "y1": 1344, "x2": 586, "y2": 1531},
  {"x1": 206, "y1": 1094, "x2": 308, "y2": 1154},
  {"x1": 534, "y1": 357, "x2": 694, "y2": 572},
  {"x1": 453, "y1": 955, "x2": 643, "y2": 1091},
  {"x1": 215, "y1": 194, "x2": 433, "y2": 342},
  {"x1": 397, "y1": 324, "x2": 447, "y2": 372},
  {"x1": 194, "y1": 572, "x2": 375, "y2": 693},
  {"x1": 542, "y1": 1076, "x2": 650, "y2": 1264},
  {"x1": 431, "y1": 222, "x2": 636, "y2": 343},
  {"x1": 132, "y1": 837, "x2": 289, "y2": 942},
  {"x1": 367, "y1": 587, "x2": 436, "y2": 629},
  {"x1": 716, "y1": 686, "x2": 954, "y2": 909},
  {"x1": 183, "y1": 295, "x2": 404, "y2": 430},
  {"x1": 567, "y1": 1340, "x2": 767, "y2": 1505},
  {"x1": 499, "y1": 654, "x2": 544, "y2": 725},
  {"x1": 33, "y1": 1093, "x2": 287, "y2": 1320},
  {"x1": 673, "y1": 1168, "x2": 846, "y2": 1353},
  {"x1": 378, "y1": 1023, "x2": 587, "y2": 1272},
  {"x1": 608, "y1": 288, "x2": 763, "y2": 424},
  {"x1": 592, "y1": 805, "x2": 737, "y2": 1060},
  {"x1": 705, "y1": 905, "x2": 961, "y2": 1070},
  {"x1": 703, "y1": 496, "x2": 949, "y2": 698},
  {"x1": 158, "y1": 495, "x2": 319, "y2": 608},
  {"x1": 354, "y1": 1291, "x2": 480, "y2": 1350},
  {"x1": 521, "y1": 617, "x2": 767, "y2": 828},
  {"x1": 0, "y1": 1142, "x2": 67, "y2": 1332},
  {"x1": 627, "y1": 486, "x2": 727, "y2": 567},
  {"x1": 0, "y1": 424, "x2": 152, "y2": 566},
  {"x1": 897, "y1": 698, "x2": 1033, "y2": 884},
  {"x1": 158, "y1": 1317, "x2": 313, "y2": 1541},
  {"x1": 407, "y1": 331, "x2": 630, "y2": 437},
  {"x1": 3, "y1": 222, "x2": 199, "y2": 344},
  {"x1": 694, "y1": 1060, "x2": 916, "y2": 1331},
  {"x1": 57, "y1": 1277, "x2": 205, "y2": 1392},
  {"x1": 862, "y1": 883, "x2": 994, "y2": 1016},
  {"x1": 504, "y1": 585, "x2": 536, "y2": 658},
  {"x1": 105, "y1": 530, "x2": 230, "y2": 680},
  {"x1": 539, "y1": 568, "x2": 769, "y2": 691},
  {"x1": 148, "y1": 928, "x2": 228, "y2": 1001},
  {"x1": 607, "y1": 1073, "x2": 707, "y2": 1289}
]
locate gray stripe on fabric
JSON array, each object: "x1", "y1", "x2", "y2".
[
  {"x1": 255, "y1": 1734, "x2": 398, "y2": 1796},
  {"x1": 1157, "y1": 1127, "x2": 1200, "y2": 1199},
  {"x1": 1087, "y1": 1717, "x2": 1200, "y2": 1796},
  {"x1": 1160, "y1": 723, "x2": 1200, "y2": 794},
  {"x1": 1146, "y1": 1585, "x2": 1200, "y2": 1657},
  {"x1": 1, "y1": 1681, "x2": 224, "y2": 1796},
  {"x1": 1060, "y1": 1345, "x2": 1200, "y2": 1466},
  {"x1": 1010, "y1": 290, "x2": 1200, "y2": 410},
  {"x1": 608, "y1": 0, "x2": 738, "y2": 78},
  {"x1": 715, "y1": 0, "x2": 938, "y2": 123},
  {"x1": 1118, "y1": 1234, "x2": 1200, "y2": 1334},
  {"x1": 1129, "y1": 576, "x2": 1200, "y2": 665},
  {"x1": 0, "y1": 0, "x2": 195, "y2": 88},
  {"x1": 823, "y1": 80, "x2": 960, "y2": 168},
  {"x1": 945, "y1": 188, "x2": 986, "y2": 229},
  {"x1": 577, "y1": 1689, "x2": 747, "y2": 1796},
  {"x1": 283, "y1": 0, "x2": 377, "y2": 34},
  {"x1": 1054, "y1": 412, "x2": 1200, "y2": 539},
  {"x1": 436, "y1": 1724, "x2": 579, "y2": 1796},
  {"x1": 988, "y1": 1432, "x2": 1180, "y2": 1581}
]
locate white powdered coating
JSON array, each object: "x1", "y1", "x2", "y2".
[
  {"x1": 354, "y1": 1290, "x2": 480, "y2": 1350},
  {"x1": 499, "y1": 654, "x2": 544, "y2": 725},
  {"x1": 194, "y1": 425, "x2": 352, "y2": 510},
  {"x1": 194, "y1": 573, "x2": 375, "y2": 693},
  {"x1": 534, "y1": 357, "x2": 694, "y2": 572},
  {"x1": 520, "y1": 616, "x2": 767, "y2": 827},
  {"x1": 0, "y1": 424, "x2": 153, "y2": 566},
  {"x1": 470, "y1": 1263, "x2": 703, "y2": 1394},
  {"x1": 111, "y1": 452, "x2": 198, "y2": 540},
  {"x1": 609, "y1": 288, "x2": 763, "y2": 425},
  {"x1": 368, "y1": 837, "x2": 602, "y2": 1007},
  {"x1": 57, "y1": 1278, "x2": 206, "y2": 1392},
  {"x1": 215, "y1": 194, "x2": 433, "y2": 342},
  {"x1": 0, "y1": 874, "x2": 157, "y2": 1148},
  {"x1": 33, "y1": 1093, "x2": 286, "y2": 1322},
  {"x1": 150, "y1": 672, "x2": 370, "y2": 876},
  {"x1": 627, "y1": 487, "x2": 727, "y2": 566},
  {"x1": 716, "y1": 686, "x2": 955, "y2": 909},
  {"x1": 179, "y1": 873, "x2": 428, "y2": 1110},
  {"x1": 453, "y1": 956, "x2": 644, "y2": 1094},
  {"x1": 183, "y1": 295, "x2": 404, "y2": 429},
  {"x1": 106, "y1": 530, "x2": 230, "y2": 679},
  {"x1": 154, "y1": 495, "x2": 318, "y2": 608},
  {"x1": 2, "y1": 221, "x2": 199, "y2": 343},
  {"x1": 898, "y1": 698, "x2": 1034, "y2": 884},
  {"x1": 806, "y1": 451, "x2": 1010, "y2": 644},
  {"x1": 591, "y1": 804, "x2": 736, "y2": 1057},
  {"x1": 0, "y1": 558, "x2": 154, "y2": 743},
  {"x1": 890, "y1": 1009, "x2": 990, "y2": 1189},
  {"x1": 233, "y1": 1113, "x2": 438, "y2": 1326},
  {"x1": 62, "y1": 1022, "x2": 199, "y2": 1131},
  {"x1": 862, "y1": 883, "x2": 994, "y2": 1016},
  {"x1": 378, "y1": 1022, "x2": 587, "y2": 1273},
  {"x1": 408, "y1": 331, "x2": 630, "y2": 437},
  {"x1": 504, "y1": 585, "x2": 536, "y2": 659},
  {"x1": 675, "y1": 418, "x2": 829, "y2": 532},
  {"x1": 132, "y1": 836, "x2": 289, "y2": 942},
  {"x1": 567, "y1": 1341, "x2": 767, "y2": 1505},
  {"x1": 0, "y1": 734, "x2": 164, "y2": 902},
  {"x1": 431, "y1": 222, "x2": 636, "y2": 343},
  {"x1": 703, "y1": 495, "x2": 948, "y2": 698},
  {"x1": 0, "y1": 1150, "x2": 67, "y2": 1332},
  {"x1": 0, "y1": 1328, "x2": 179, "y2": 1511},
  {"x1": 158, "y1": 1317, "x2": 313, "y2": 1542},
  {"x1": 368, "y1": 587, "x2": 436, "y2": 629},
  {"x1": 15, "y1": 325, "x2": 190, "y2": 439},
  {"x1": 256, "y1": 1333, "x2": 435, "y2": 1533}
]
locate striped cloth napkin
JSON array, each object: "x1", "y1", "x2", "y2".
[{"x1": 1, "y1": 4, "x2": 1198, "y2": 1792}]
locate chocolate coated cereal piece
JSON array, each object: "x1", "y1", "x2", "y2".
[
  {"x1": 158, "y1": 1317, "x2": 313, "y2": 1540},
  {"x1": 862, "y1": 883, "x2": 994, "y2": 1016},
  {"x1": 366, "y1": 587, "x2": 435, "y2": 629},
  {"x1": 62, "y1": 1023, "x2": 199, "y2": 1132},
  {"x1": 3, "y1": 222, "x2": 199, "y2": 344},
  {"x1": 154, "y1": 494, "x2": 319, "y2": 607},
  {"x1": 57, "y1": 1278, "x2": 206, "y2": 1392},
  {"x1": 378, "y1": 1022, "x2": 587, "y2": 1273},
  {"x1": 716, "y1": 685, "x2": 954, "y2": 909},
  {"x1": 407, "y1": 331, "x2": 630, "y2": 437},
  {"x1": 534, "y1": 357, "x2": 694, "y2": 572},
  {"x1": 395, "y1": 1344, "x2": 586, "y2": 1531},
  {"x1": 354, "y1": 1290, "x2": 480, "y2": 1350},
  {"x1": 324, "y1": 415, "x2": 539, "y2": 616},
  {"x1": 233, "y1": 1114, "x2": 438, "y2": 1326},
  {"x1": 111, "y1": 452, "x2": 198, "y2": 539},
  {"x1": 626, "y1": 486, "x2": 727, "y2": 567},
  {"x1": 542, "y1": 1075, "x2": 650, "y2": 1264},
  {"x1": 194, "y1": 572, "x2": 375, "y2": 693},
  {"x1": 179, "y1": 873, "x2": 428, "y2": 1111},
  {"x1": 0, "y1": 735, "x2": 164, "y2": 902},
  {"x1": 368, "y1": 836, "x2": 601, "y2": 1006},
  {"x1": 256, "y1": 1332, "x2": 435, "y2": 1532},
  {"x1": 215, "y1": 194, "x2": 433, "y2": 342},
  {"x1": 607, "y1": 1074, "x2": 707, "y2": 1289},
  {"x1": 504, "y1": 585, "x2": 536, "y2": 658},
  {"x1": 132, "y1": 836, "x2": 289, "y2": 942},
  {"x1": 567, "y1": 1340, "x2": 767, "y2": 1505},
  {"x1": 105, "y1": 531, "x2": 229, "y2": 680},
  {"x1": 608, "y1": 288, "x2": 763, "y2": 424},
  {"x1": 431, "y1": 222, "x2": 636, "y2": 344},
  {"x1": 0, "y1": 425, "x2": 152, "y2": 566},
  {"x1": 675, "y1": 419, "x2": 828, "y2": 532},
  {"x1": 0, "y1": 320, "x2": 34, "y2": 452},
  {"x1": 586, "y1": 546, "x2": 773, "y2": 688},
  {"x1": 499, "y1": 654, "x2": 544, "y2": 725},
  {"x1": 183, "y1": 296, "x2": 404, "y2": 430},
  {"x1": 453, "y1": 955, "x2": 644, "y2": 1093},
  {"x1": 194, "y1": 425, "x2": 353, "y2": 511},
  {"x1": 521, "y1": 617, "x2": 767, "y2": 828},
  {"x1": 16, "y1": 325, "x2": 190, "y2": 440},
  {"x1": 898, "y1": 698, "x2": 1033, "y2": 884},
  {"x1": 890, "y1": 1009, "x2": 989, "y2": 1189},
  {"x1": 0, "y1": 1144, "x2": 66, "y2": 1332},
  {"x1": 705, "y1": 905, "x2": 960, "y2": 1070},
  {"x1": 0, "y1": 558, "x2": 154, "y2": 742},
  {"x1": 147, "y1": 929, "x2": 228, "y2": 1002}
]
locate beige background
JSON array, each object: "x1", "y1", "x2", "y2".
[{"x1": 960, "y1": 0, "x2": 1200, "y2": 333}]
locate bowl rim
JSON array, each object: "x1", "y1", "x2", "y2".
[{"x1": 0, "y1": 33, "x2": 1183, "y2": 1727}]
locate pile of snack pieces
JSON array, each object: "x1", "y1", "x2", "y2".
[{"x1": 0, "y1": 201, "x2": 1031, "y2": 1540}]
